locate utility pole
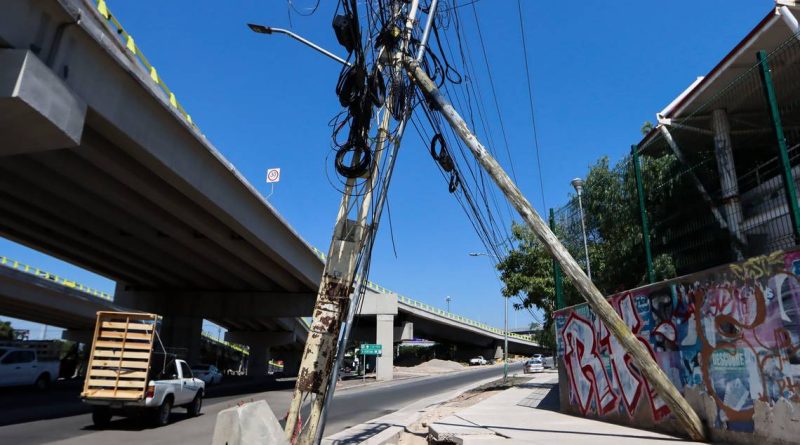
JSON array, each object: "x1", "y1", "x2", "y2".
[
  {"x1": 283, "y1": 2, "x2": 427, "y2": 443},
  {"x1": 404, "y1": 59, "x2": 707, "y2": 442}
]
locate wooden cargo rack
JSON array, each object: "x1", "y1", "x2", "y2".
[{"x1": 81, "y1": 311, "x2": 158, "y2": 400}]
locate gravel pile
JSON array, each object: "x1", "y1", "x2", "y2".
[{"x1": 398, "y1": 359, "x2": 465, "y2": 374}]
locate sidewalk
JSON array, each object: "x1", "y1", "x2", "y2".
[{"x1": 428, "y1": 373, "x2": 705, "y2": 445}]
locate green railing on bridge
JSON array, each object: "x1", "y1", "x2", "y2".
[
  {"x1": 309, "y1": 248, "x2": 535, "y2": 344},
  {"x1": 93, "y1": 0, "x2": 195, "y2": 127},
  {"x1": 0, "y1": 256, "x2": 113, "y2": 301}
]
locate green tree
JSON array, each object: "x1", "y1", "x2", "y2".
[
  {"x1": 0, "y1": 320, "x2": 13, "y2": 340},
  {"x1": 497, "y1": 154, "x2": 681, "y2": 346}
]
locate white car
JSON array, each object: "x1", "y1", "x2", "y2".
[
  {"x1": 192, "y1": 364, "x2": 223, "y2": 385},
  {"x1": 0, "y1": 347, "x2": 60, "y2": 389},
  {"x1": 523, "y1": 357, "x2": 544, "y2": 373},
  {"x1": 83, "y1": 358, "x2": 205, "y2": 427},
  {"x1": 469, "y1": 356, "x2": 488, "y2": 366}
]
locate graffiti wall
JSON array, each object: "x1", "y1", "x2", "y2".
[{"x1": 554, "y1": 250, "x2": 800, "y2": 444}]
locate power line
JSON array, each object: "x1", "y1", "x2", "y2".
[
  {"x1": 516, "y1": 0, "x2": 547, "y2": 210},
  {"x1": 469, "y1": 1, "x2": 519, "y2": 184},
  {"x1": 444, "y1": 7, "x2": 517, "y2": 236}
]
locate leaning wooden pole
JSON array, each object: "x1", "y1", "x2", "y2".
[{"x1": 404, "y1": 59, "x2": 707, "y2": 442}]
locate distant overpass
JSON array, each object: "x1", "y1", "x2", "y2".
[
  {"x1": 0, "y1": 255, "x2": 309, "y2": 367},
  {"x1": 0, "y1": 0, "x2": 537, "y2": 378},
  {"x1": 0, "y1": 253, "x2": 539, "y2": 381}
]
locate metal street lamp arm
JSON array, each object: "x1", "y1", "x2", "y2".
[{"x1": 247, "y1": 24, "x2": 353, "y2": 67}]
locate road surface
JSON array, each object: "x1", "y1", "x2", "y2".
[{"x1": 0, "y1": 362, "x2": 522, "y2": 444}]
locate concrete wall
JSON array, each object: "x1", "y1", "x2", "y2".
[{"x1": 554, "y1": 249, "x2": 800, "y2": 445}]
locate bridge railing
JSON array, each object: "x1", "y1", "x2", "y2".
[
  {"x1": 311, "y1": 246, "x2": 533, "y2": 342},
  {"x1": 0, "y1": 256, "x2": 113, "y2": 301},
  {"x1": 92, "y1": 0, "x2": 195, "y2": 127},
  {"x1": 395, "y1": 295, "x2": 535, "y2": 343},
  {"x1": 309, "y1": 247, "x2": 535, "y2": 343}
]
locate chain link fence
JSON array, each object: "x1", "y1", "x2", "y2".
[{"x1": 549, "y1": 29, "x2": 800, "y2": 298}]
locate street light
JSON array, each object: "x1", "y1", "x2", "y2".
[
  {"x1": 247, "y1": 23, "x2": 352, "y2": 67},
  {"x1": 468, "y1": 252, "x2": 508, "y2": 383},
  {"x1": 571, "y1": 177, "x2": 592, "y2": 280},
  {"x1": 446, "y1": 295, "x2": 452, "y2": 313}
]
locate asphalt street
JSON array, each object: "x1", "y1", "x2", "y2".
[{"x1": 0, "y1": 362, "x2": 521, "y2": 444}]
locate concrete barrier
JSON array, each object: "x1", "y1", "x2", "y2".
[{"x1": 211, "y1": 400, "x2": 289, "y2": 445}]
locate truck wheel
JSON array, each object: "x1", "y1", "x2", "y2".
[
  {"x1": 186, "y1": 391, "x2": 203, "y2": 417},
  {"x1": 92, "y1": 406, "x2": 112, "y2": 428},
  {"x1": 154, "y1": 397, "x2": 173, "y2": 427},
  {"x1": 34, "y1": 373, "x2": 50, "y2": 390}
]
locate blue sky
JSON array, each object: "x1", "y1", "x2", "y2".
[{"x1": 0, "y1": 0, "x2": 774, "y2": 335}]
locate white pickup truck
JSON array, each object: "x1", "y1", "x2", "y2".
[
  {"x1": 80, "y1": 311, "x2": 205, "y2": 427},
  {"x1": 0, "y1": 347, "x2": 59, "y2": 389},
  {"x1": 469, "y1": 356, "x2": 488, "y2": 366},
  {"x1": 83, "y1": 356, "x2": 205, "y2": 427}
]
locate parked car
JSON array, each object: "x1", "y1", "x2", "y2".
[
  {"x1": 542, "y1": 356, "x2": 555, "y2": 369},
  {"x1": 192, "y1": 364, "x2": 223, "y2": 385},
  {"x1": 0, "y1": 347, "x2": 60, "y2": 389},
  {"x1": 523, "y1": 357, "x2": 544, "y2": 373},
  {"x1": 469, "y1": 356, "x2": 488, "y2": 366}
]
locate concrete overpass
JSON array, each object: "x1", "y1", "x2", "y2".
[
  {"x1": 0, "y1": 0, "x2": 537, "y2": 378},
  {"x1": 0, "y1": 251, "x2": 539, "y2": 381},
  {"x1": 0, "y1": 255, "x2": 309, "y2": 371},
  {"x1": 351, "y1": 280, "x2": 541, "y2": 381},
  {"x1": 0, "y1": 0, "x2": 322, "y2": 369}
]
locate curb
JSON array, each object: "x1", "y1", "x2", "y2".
[
  {"x1": 335, "y1": 362, "x2": 507, "y2": 393},
  {"x1": 322, "y1": 369, "x2": 516, "y2": 445}
]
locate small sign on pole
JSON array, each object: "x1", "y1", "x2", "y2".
[
  {"x1": 266, "y1": 168, "x2": 281, "y2": 183},
  {"x1": 265, "y1": 168, "x2": 280, "y2": 200}
]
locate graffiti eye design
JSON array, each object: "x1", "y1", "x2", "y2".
[{"x1": 718, "y1": 321, "x2": 739, "y2": 336}]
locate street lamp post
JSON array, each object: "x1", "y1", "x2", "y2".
[
  {"x1": 446, "y1": 295, "x2": 452, "y2": 313},
  {"x1": 571, "y1": 178, "x2": 592, "y2": 280},
  {"x1": 468, "y1": 252, "x2": 508, "y2": 382}
]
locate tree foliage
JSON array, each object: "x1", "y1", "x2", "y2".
[
  {"x1": 497, "y1": 154, "x2": 681, "y2": 349},
  {"x1": 0, "y1": 320, "x2": 13, "y2": 340}
]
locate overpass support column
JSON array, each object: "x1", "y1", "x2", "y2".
[
  {"x1": 278, "y1": 350, "x2": 302, "y2": 377},
  {"x1": 486, "y1": 342, "x2": 503, "y2": 362},
  {"x1": 62, "y1": 329, "x2": 93, "y2": 346},
  {"x1": 160, "y1": 315, "x2": 203, "y2": 365},
  {"x1": 246, "y1": 345, "x2": 271, "y2": 377},
  {"x1": 226, "y1": 331, "x2": 295, "y2": 377},
  {"x1": 376, "y1": 314, "x2": 394, "y2": 381}
]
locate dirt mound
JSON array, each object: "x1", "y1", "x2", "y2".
[{"x1": 398, "y1": 359, "x2": 465, "y2": 374}]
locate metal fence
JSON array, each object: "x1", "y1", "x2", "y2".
[{"x1": 549, "y1": 30, "x2": 800, "y2": 300}]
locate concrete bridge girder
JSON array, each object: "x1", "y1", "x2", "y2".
[{"x1": 0, "y1": 0, "x2": 324, "y2": 293}]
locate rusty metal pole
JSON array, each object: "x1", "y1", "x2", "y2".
[
  {"x1": 283, "y1": 108, "x2": 392, "y2": 444},
  {"x1": 284, "y1": 2, "x2": 421, "y2": 444},
  {"x1": 404, "y1": 59, "x2": 707, "y2": 442}
]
